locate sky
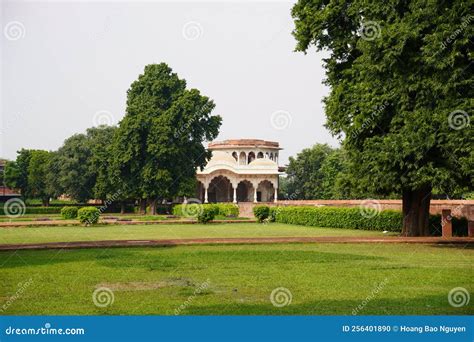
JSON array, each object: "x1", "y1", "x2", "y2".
[{"x1": 1, "y1": 0, "x2": 339, "y2": 165}]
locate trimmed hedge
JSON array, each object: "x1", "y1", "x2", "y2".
[
  {"x1": 0, "y1": 206, "x2": 62, "y2": 215},
  {"x1": 262, "y1": 206, "x2": 468, "y2": 236},
  {"x1": 253, "y1": 205, "x2": 270, "y2": 223},
  {"x1": 173, "y1": 203, "x2": 239, "y2": 218},
  {"x1": 60, "y1": 206, "x2": 78, "y2": 219},
  {"x1": 197, "y1": 207, "x2": 216, "y2": 224},
  {"x1": 77, "y1": 207, "x2": 100, "y2": 225}
]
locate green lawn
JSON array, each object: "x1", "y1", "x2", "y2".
[
  {"x1": 0, "y1": 243, "x2": 472, "y2": 315},
  {"x1": 0, "y1": 223, "x2": 395, "y2": 245}
]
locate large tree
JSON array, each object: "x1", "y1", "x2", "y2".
[
  {"x1": 292, "y1": 0, "x2": 473, "y2": 235},
  {"x1": 4, "y1": 149, "x2": 33, "y2": 198},
  {"x1": 27, "y1": 150, "x2": 54, "y2": 206},
  {"x1": 114, "y1": 63, "x2": 221, "y2": 214},
  {"x1": 285, "y1": 143, "x2": 337, "y2": 199}
]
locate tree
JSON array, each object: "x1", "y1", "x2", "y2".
[
  {"x1": 53, "y1": 134, "x2": 95, "y2": 202},
  {"x1": 4, "y1": 149, "x2": 33, "y2": 198},
  {"x1": 292, "y1": 0, "x2": 473, "y2": 235},
  {"x1": 28, "y1": 150, "x2": 54, "y2": 206},
  {"x1": 113, "y1": 63, "x2": 222, "y2": 214},
  {"x1": 286, "y1": 144, "x2": 338, "y2": 199}
]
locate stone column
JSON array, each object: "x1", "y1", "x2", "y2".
[
  {"x1": 253, "y1": 187, "x2": 258, "y2": 203},
  {"x1": 233, "y1": 186, "x2": 237, "y2": 203},
  {"x1": 204, "y1": 186, "x2": 209, "y2": 204},
  {"x1": 441, "y1": 209, "x2": 452, "y2": 238},
  {"x1": 274, "y1": 187, "x2": 278, "y2": 203}
]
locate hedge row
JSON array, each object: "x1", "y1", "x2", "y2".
[
  {"x1": 0, "y1": 206, "x2": 62, "y2": 215},
  {"x1": 173, "y1": 203, "x2": 239, "y2": 217},
  {"x1": 256, "y1": 206, "x2": 467, "y2": 236}
]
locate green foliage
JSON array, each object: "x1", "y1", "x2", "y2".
[
  {"x1": 77, "y1": 207, "x2": 100, "y2": 225},
  {"x1": 173, "y1": 203, "x2": 239, "y2": 218},
  {"x1": 253, "y1": 205, "x2": 270, "y2": 223},
  {"x1": 0, "y1": 206, "x2": 61, "y2": 215},
  {"x1": 60, "y1": 206, "x2": 78, "y2": 219},
  {"x1": 267, "y1": 206, "x2": 467, "y2": 235},
  {"x1": 197, "y1": 206, "x2": 215, "y2": 224},
  {"x1": 291, "y1": 0, "x2": 473, "y2": 233},
  {"x1": 4, "y1": 149, "x2": 33, "y2": 199},
  {"x1": 27, "y1": 150, "x2": 54, "y2": 205},
  {"x1": 113, "y1": 63, "x2": 222, "y2": 205}
]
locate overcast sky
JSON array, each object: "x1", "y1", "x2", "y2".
[{"x1": 1, "y1": 0, "x2": 339, "y2": 164}]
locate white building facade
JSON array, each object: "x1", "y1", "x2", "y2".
[{"x1": 196, "y1": 139, "x2": 282, "y2": 203}]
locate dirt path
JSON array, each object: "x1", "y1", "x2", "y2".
[{"x1": 0, "y1": 236, "x2": 472, "y2": 251}]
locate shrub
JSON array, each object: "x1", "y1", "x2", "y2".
[
  {"x1": 61, "y1": 206, "x2": 78, "y2": 219},
  {"x1": 173, "y1": 203, "x2": 239, "y2": 218},
  {"x1": 253, "y1": 205, "x2": 270, "y2": 223},
  {"x1": 270, "y1": 206, "x2": 468, "y2": 235},
  {"x1": 77, "y1": 207, "x2": 100, "y2": 225},
  {"x1": 197, "y1": 207, "x2": 216, "y2": 224}
]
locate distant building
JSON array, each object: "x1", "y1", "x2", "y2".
[{"x1": 196, "y1": 139, "x2": 282, "y2": 203}]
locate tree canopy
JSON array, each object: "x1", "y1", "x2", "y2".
[{"x1": 292, "y1": 0, "x2": 473, "y2": 235}]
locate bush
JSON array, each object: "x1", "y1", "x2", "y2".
[
  {"x1": 77, "y1": 207, "x2": 100, "y2": 225},
  {"x1": 270, "y1": 206, "x2": 468, "y2": 235},
  {"x1": 197, "y1": 207, "x2": 216, "y2": 224},
  {"x1": 61, "y1": 206, "x2": 78, "y2": 219},
  {"x1": 173, "y1": 203, "x2": 239, "y2": 218},
  {"x1": 253, "y1": 205, "x2": 270, "y2": 223}
]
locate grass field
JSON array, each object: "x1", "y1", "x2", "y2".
[
  {"x1": 0, "y1": 243, "x2": 472, "y2": 315},
  {"x1": 0, "y1": 223, "x2": 396, "y2": 245}
]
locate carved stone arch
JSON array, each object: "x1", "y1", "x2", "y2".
[
  {"x1": 239, "y1": 151, "x2": 246, "y2": 165},
  {"x1": 257, "y1": 152, "x2": 264, "y2": 159},
  {"x1": 248, "y1": 151, "x2": 256, "y2": 164}
]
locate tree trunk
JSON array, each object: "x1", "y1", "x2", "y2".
[
  {"x1": 42, "y1": 198, "x2": 50, "y2": 207},
  {"x1": 139, "y1": 198, "x2": 147, "y2": 215},
  {"x1": 401, "y1": 185, "x2": 432, "y2": 236},
  {"x1": 120, "y1": 201, "x2": 126, "y2": 214},
  {"x1": 150, "y1": 198, "x2": 157, "y2": 215}
]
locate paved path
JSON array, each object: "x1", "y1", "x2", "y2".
[
  {"x1": 0, "y1": 236, "x2": 472, "y2": 251},
  {"x1": 0, "y1": 219, "x2": 255, "y2": 228}
]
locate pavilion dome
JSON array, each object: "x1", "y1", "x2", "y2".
[
  {"x1": 206, "y1": 151, "x2": 237, "y2": 166},
  {"x1": 248, "y1": 158, "x2": 277, "y2": 167}
]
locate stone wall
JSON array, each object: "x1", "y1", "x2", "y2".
[{"x1": 238, "y1": 199, "x2": 474, "y2": 219}]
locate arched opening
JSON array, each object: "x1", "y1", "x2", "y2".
[
  {"x1": 196, "y1": 181, "x2": 205, "y2": 203},
  {"x1": 257, "y1": 152, "x2": 264, "y2": 159},
  {"x1": 239, "y1": 152, "x2": 246, "y2": 165},
  {"x1": 232, "y1": 151, "x2": 238, "y2": 162},
  {"x1": 248, "y1": 152, "x2": 256, "y2": 164},
  {"x1": 265, "y1": 152, "x2": 269, "y2": 159},
  {"x1": 275, "y1": 153, "x2": 278, "y2": 164},
  {"x1": 257, "y1": 180, "x2": 275, "y2": 202},
  {"x1": 270, "y1": 153, "x2": 274, "y2": 161},
  {"x1": 208, "y1": 176, "x2": 232, "y2": 203},
  {"x1": 236, "y1": 180, "x2": 254, "y2": 202}
]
